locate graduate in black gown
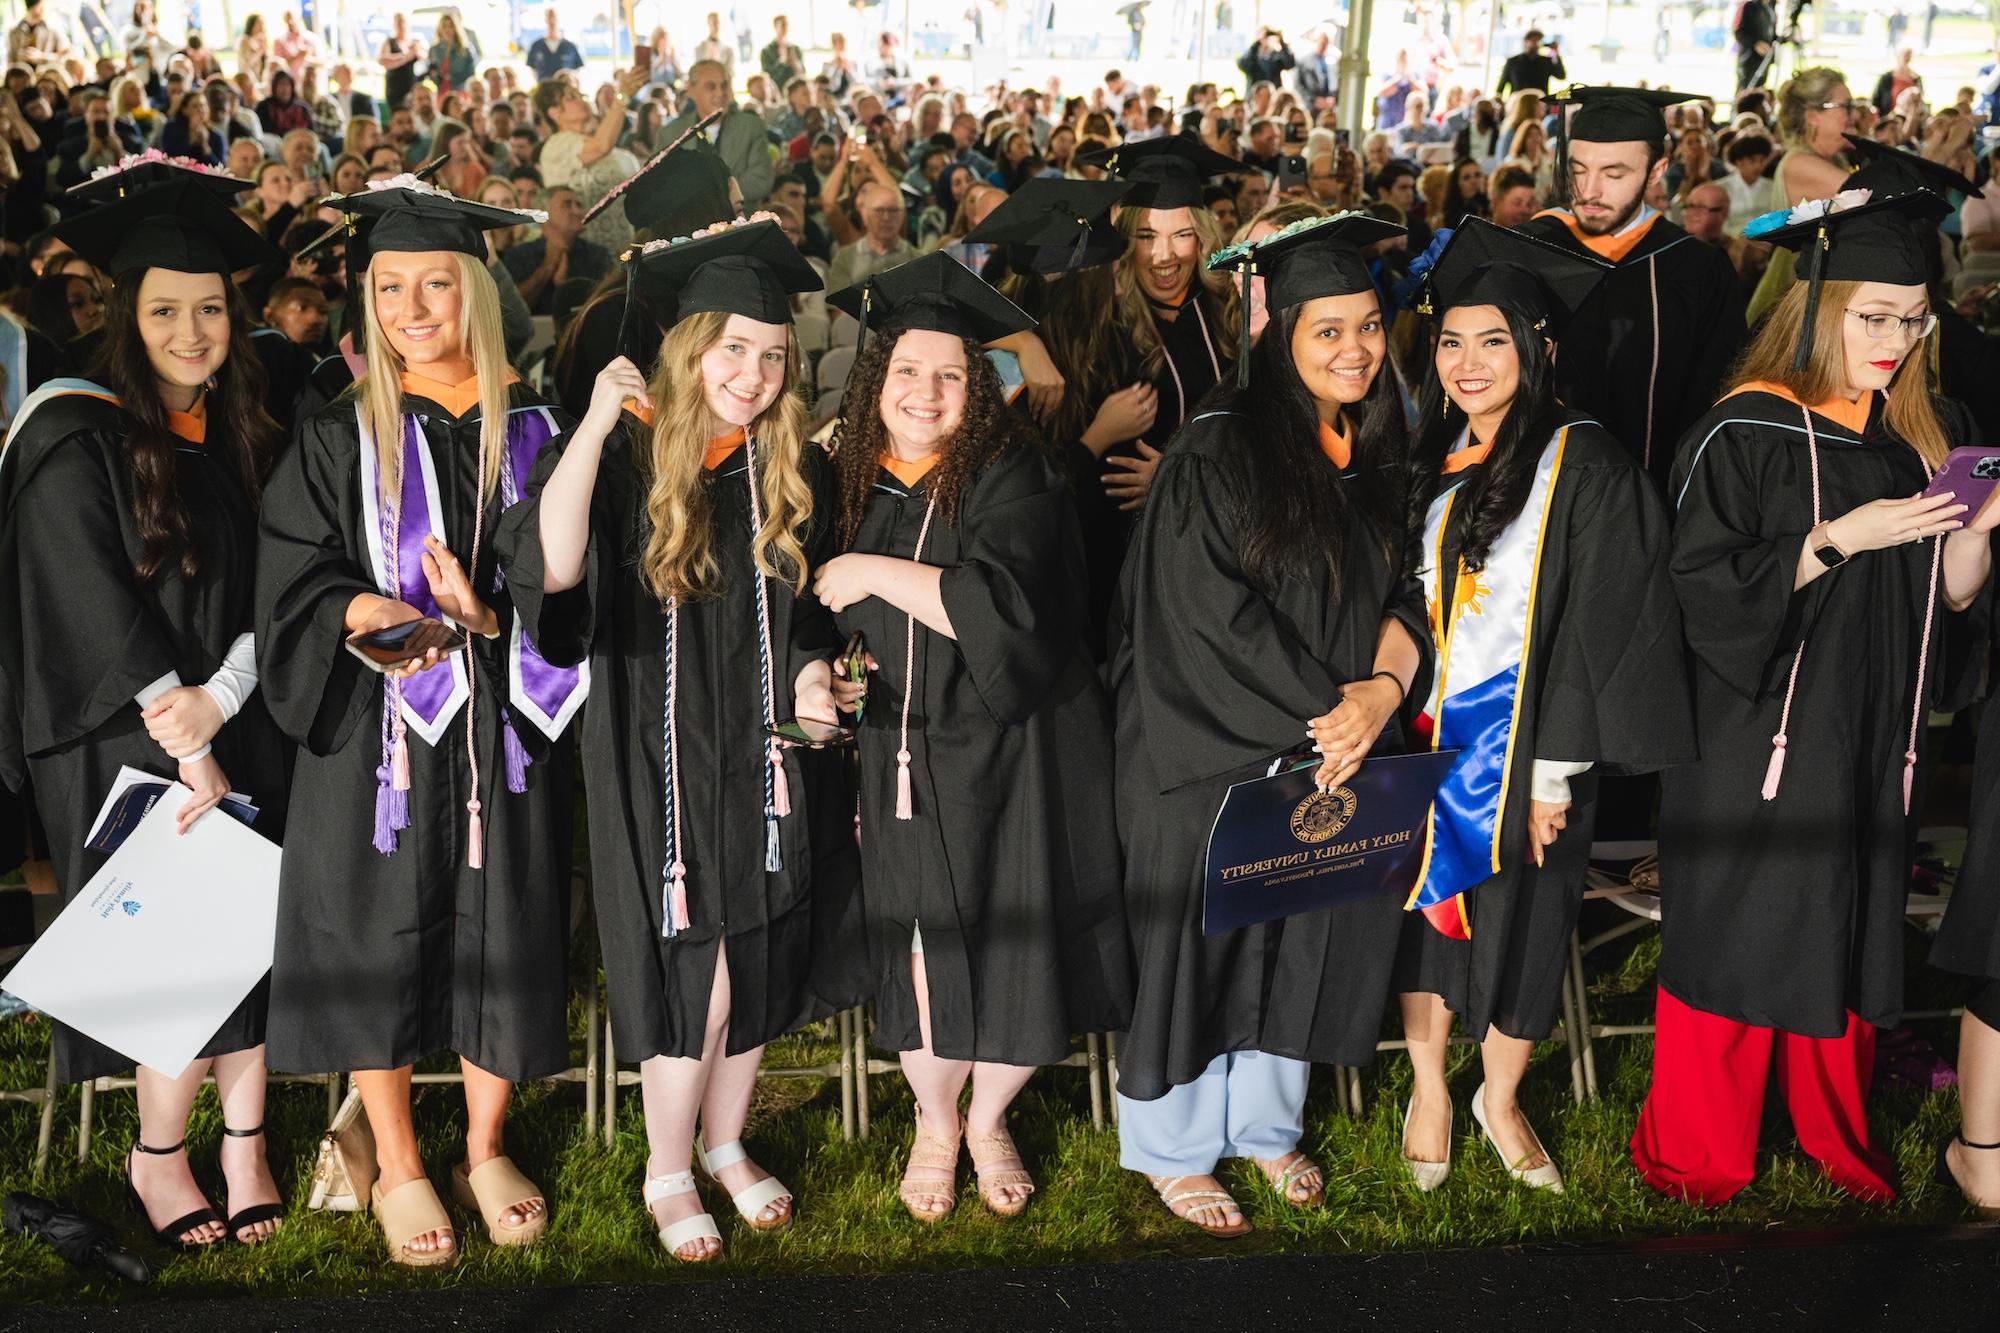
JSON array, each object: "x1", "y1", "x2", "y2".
[
  {"x1": 1634, "y1": 189, "x2": 2000, "y2": 1207},
  {"x1": 1110, "y1": 215, "x2": 1428, "y2": 1236},
  {"x1": 1520, "y1": 88, "x2": 1746, "y2": 493},
  {"x1": 1391, "y1": 220, "x2": 1695, "y2": 1196},
  {"x1": 0, "y1": 166, "x2": 289, "y2": 1250},
  {"x1": 497, "y1": 219, "x2": 856, "y2": 1263},
  {"x1": 256, "y1": 182, "x2": 575, "y2": 1268},
  {"x1": 814, "y1": 253, "x2": 1132, "y2": 1223}
]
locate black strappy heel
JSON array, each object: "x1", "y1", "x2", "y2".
[
  {"x1": 1933, "y1": 1130, "x2": 2000, "y2": 1220},
  {"x1": 220, "y1": 1124, "x2": 285, "y2": 1244},
  {"x1": 126, "y1": 1138, "x2": 224, "y2": 1252}
]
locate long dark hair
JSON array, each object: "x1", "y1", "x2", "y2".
[
  {"x1": 94, "y1": 271, "x2": 280, "y2": 583},
  {"x1": 1409, "y1": 303, "x2": 1562, "y2": 570},
  {"x1": 1203, "y1": 298, "x2": 1405, "y2": 595},
  {"x1": 828, "y1": 326, "x2": 1035, "y2": 548}
]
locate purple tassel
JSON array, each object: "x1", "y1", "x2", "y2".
[
  {"x1": 503, "y1": 712, "x2": 530, "y2": 794},
  {"x1": 372, "y1": 762, "x2": 399, "y2": 854}
]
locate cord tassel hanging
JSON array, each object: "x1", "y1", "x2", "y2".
[
  {"x1": 503, "y1": 711, "x2": 530, "y2": 794},
  {"x1": 1236, "y1": 261, "x2": 1254, "y2": 388},
  {"x1": 895, "y1": 750, "x2": 914, "y2": 820},
  {"x1": 465, "y1": 799, "x2": 484, "y2": 869},
  {"x1": 765, "y1": 815, "x2": 783, "y2": 872},
  {"x1": 668, "y1": 861, "x2": 690, "y2": 931},
  {"x1": 743, "y1": 432, "x2": 786, "y2": 868},
  {"x1": 1760, "y1": 731, "x2": 1789, "y2": 802},
  {"x1": 769, "y1": 740, "x2": 791, "y2": 816},
  {"x1": 1763, "y1": 403, "x2": 1823, "y2": 802},
  {"x1": 1903, "y1": 516, "x2": 1945, "y2": 814},
  {"x1": 660, "y1": 598, "x2": 689, "y2": 937},
  {"x1": 1792, "y1": 224, "x2": 1829, "y2": 373},
  {"x1": 389, "y1": 713, "x2": 411, "y2": 791},
  {"x1": 895, "y1": 497, "x2": 939, "y2": 822},
  {"x1": 372, "y1": 762, "x2": 399, "y2": 854}
]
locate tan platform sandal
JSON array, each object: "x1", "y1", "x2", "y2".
[
  {"x1": 899, "y1": 1117, "x2": 962, "y2": 1223},
  {"x1": 644, "y1": 1169, "x2": 722, "y2": 1263},
  {"x1": 696, "y1": 1137, "x2": 793, "y2": 1232},
  {"x1": 966, "y1": 1124, "x2": 1035, "y2": 1218},
  {"x1": 371, "y1": 1177, "x2": 458, "y2": 1268},
  {"x1": 1255, "y1": 1149, "x2": 1326, "y2": 1209},
  {"x1": 1147, "y1": 1174, "x2": 1252, "y2": 1238},
  {"x1": 451, "y1": 1156, "x2": 549, "y2": 1246}
]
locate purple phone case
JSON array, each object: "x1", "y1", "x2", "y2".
[{"x1": 1920, "y1": 447, "x2": 2000, "y2": 514}]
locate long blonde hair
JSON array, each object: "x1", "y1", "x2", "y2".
[
  {"x1": 1728, "y1": 277, "x2": 1948, "y2": 467},
  {"x1": 1112, "y1": 204, "x2": 1242, "y2": 375},
  {"x1": 638, "y1": 309, "x2": 813, "y2": 603},
  {"x1": 359, "y1": 250, "x2": 511, "y2": 505}
]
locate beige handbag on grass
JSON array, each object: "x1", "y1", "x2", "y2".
[{"x1": 307, "y1": 1085, "x2": 379, "y2": 1212}]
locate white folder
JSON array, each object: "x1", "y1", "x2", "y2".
[{"x1": 2, "y1": 783, "x2": 281, "y2": 1076}]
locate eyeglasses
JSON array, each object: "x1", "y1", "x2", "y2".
[
  {"x1": 1816, "y1": 100, "x2": 1868, "y2": 116},
  {"x1": 1682, "y1": 202, "x2": 1725, "y2": 213},
  {"x1": 1845, "y1": 308, "x2": 1937, "y2": 339}
]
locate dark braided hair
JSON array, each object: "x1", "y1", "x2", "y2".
[{"x1": 828, "y1": 326, "x2": 1033, "y2": 549}]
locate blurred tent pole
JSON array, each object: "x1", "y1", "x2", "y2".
[
  {"x1": 1338, "y1": 0, "x2": 1373, "y2": 139},
  {"x1": 1481, "y1": 0, "x2": 1498, "y2": 94}
]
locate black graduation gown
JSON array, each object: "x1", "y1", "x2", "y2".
[
  {"x1": 1659, "y1": 391, "x2": 1990, "y2": 1036},
  {"x1": 1932, "y1": 306, "x2": 2000, "y2": 444},
  {"x1": 0, "y1": 393, "x2": 290, "y2": 1081},
  {"x1": 1929, "y1": 534, "x2": 2000, "y2": 996},
  {"x1": 1519, "y1": 214, "x2": 1746, "y2": 493},
  {"x1": 293, "y1": 351, "x2": 356, "y2": 426},
  {"x1": 250, "y1": 328, "x2": 317, "y2": 439},
  {"x1": 1108, "y1": 411, "x2": 1432, "y2": 1101},
  {"x1": 1392, "y1": 418, "x2": 1696, "y2": 1041},
  {"x1": 835, "y1": 444, "x2": 1133, "y2": 1066},
  {"x1": 255, "y1": 383, "x2": 578, "y2": 1081},
  {"x1": 494, "y1": 418, "x2": 863, "y2": 1061}
]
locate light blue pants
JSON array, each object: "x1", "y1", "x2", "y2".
[{"x1": 1116, "y1": 1049, "x2": 1310, "y2": 1176}]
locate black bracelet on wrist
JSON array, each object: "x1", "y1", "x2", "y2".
[{"x1": 1370, "y1": 670, "x2": 1404, "y2": 694}]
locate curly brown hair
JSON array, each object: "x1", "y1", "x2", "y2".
[{"x1": 828, "y1": 327, "x2": 1026, "y2": 549}]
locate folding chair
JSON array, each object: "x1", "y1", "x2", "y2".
[
  {"x1": 1, "y1": 888, "x2": 60, "y2": 1176},
  {"x1": 848, "y1": 1010, "x2": 1109, "y2": 1140},
  {"x1": 602, "y1": 1006, "x2": 861, "y2": 1146},
  {"x1": 817, "y1": 345, "x2": 858, "y2": 398}
]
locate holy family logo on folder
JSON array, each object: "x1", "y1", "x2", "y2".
[{"x1": 1202, "y1": 750, "x2": 1463, "y2": 936}]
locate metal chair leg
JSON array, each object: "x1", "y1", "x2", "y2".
[
  {"x1": 1105, "y1": 1031, "x2": 1119, "y2": 1126},
  {"x1": 1559, "y1": 933, "x2": 1587, "y2": 1106},
  {"x1": 1571, "y1": 928, "x2": 1600, "y2": 1100},
  {"x1": 853, "y1": 1006, "x2": 871, "y2": 1141},
  {"x1": 838, "y1": 1008, "x2": 855, "y2": 1143},
  {"x1": 585, "y1": 971, "x2": 600, "y2": 1143},
  {"x1": 76, "y1": 1079, "x2": 93, "y2": 1163},
  {"x1": 602, "y1": 1016, "x2": 618, "y2": 1149},
  {"x1": 1086, "y1": 1033, "x2": 1104, "y2": 1132},
  {"x1": 1346, "y1": 1064, "x2": 1364, "y2": 1118},
  {"x1": 33, "y1": 1046, "x2": 57, "y2": 1178}
]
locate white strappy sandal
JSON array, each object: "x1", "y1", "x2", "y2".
[
  {"x1": 695, "y1": 1137, "x2": 794, "y2": 1232},
  {"x1": 643, "y1": 1169, "x2": 721, "y2": 1262}
]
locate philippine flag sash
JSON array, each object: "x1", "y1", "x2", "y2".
[{"x1": 1407, "y1": 427, "x2": 1569, "y2": 939}]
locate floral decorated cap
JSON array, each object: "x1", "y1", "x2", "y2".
[
  {"x1": 65, "y1": 148, "x2": 252, "y2": 204},
  {"x1": 325, "y1": 175, "x2": 548, "y2": 258},
  {"x1": 1744, "y1": 187, "x2": 1948, "y2": 368},
  {"x1": 628, "y1": 215, "x2": 822, "y2": 328},
  {"x1": 56, "y1": 175, "x2": 279, "y2": 277}
]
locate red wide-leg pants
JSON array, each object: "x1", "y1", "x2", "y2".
[{"x1": 1630, "y1": 986, "x2": 1898, "y2": 1207}]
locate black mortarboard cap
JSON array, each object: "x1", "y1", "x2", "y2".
[
  {"x1": 326, "y1": 180, "x2": 546, "y2": 258},
  {"x1": 1841, "y1": 134, "x2": 1978, "y2": 198},
  {"x1": 1418, "y1": 217, "x2": 1611, "y2": 332},
  {"x1": 64, "y1": 151, "x2": 251, "y2": 204},
  {"x1": 55, "y1": 177, "x2": 280, "y2": 277},
  {"x1": 827, "y1": 251, "x2": 1035, "y2": 348},
  {"x1": 1744, "y1": 188, "x2": 1950, "y2": 369},
  {"x1": 1206, "y1": 211, "x2": 1405, "y2": 385},
  {"x1": 583, "y1": 109, "x2": 731, "y2": 232},
  {"x1": 1075, "y1": 132, "x2": 1243, "y2": 209},
  {"x1": 628, "y1": 218, "x2": 823, "y2": 332},
  {"x1": 962, "y1": 176, "x2": 1134, "y2": 271},
  {"x1": 1556, "y1": 85, "x2": 1695, "y2": 144}
]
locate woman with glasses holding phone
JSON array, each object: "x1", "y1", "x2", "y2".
[{"x1": 1635, "y1": 190, "x2": 2000, "y2": 1207}]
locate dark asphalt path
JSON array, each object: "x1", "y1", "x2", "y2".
[{"x1": 5, "y1": 1223, "x2": 1998, "y2": 1331}]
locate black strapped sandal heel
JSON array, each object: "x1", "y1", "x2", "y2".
[
  {"x1": 1933, "y1": 1130, "x2": 2000, "y2": 1220},
  {"x1": 126, "y1": 1138, "x2": 225, "y2": 1252},
  {"x1": 220, "y1": 1124, "x2": 285, "y2": 1244}
]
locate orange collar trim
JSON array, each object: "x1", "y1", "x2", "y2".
[
  {"x1": 1441, "y1": 440, "x2": 1494, "y2": 475},
  {"x1": 165, "y1": 399, "x2": 206, "y2": 445},
  {"x1": 1534, "y1": 207, "x2": 1660, "y2": 263},
  {"x1": 704, "y1": 426, "x2": 747, "y2": 470},
  {"x1": 1318, "y1": 417, "x2": 1352, "y2": 469},
  {"x1": 879, "y1": 450, "x2": 939, "y2": 487},
  {"x1": 398, "y1": 367, "x2": 521, "y2": 418},
  {"x1": 625, "y1": 400, "x2": 655, "y2": 428},
  {"x1": 1726, "y1": 379, "x2": 1873, "y2": 435}
]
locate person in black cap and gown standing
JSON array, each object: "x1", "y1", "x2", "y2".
[
  {"x1": 1391, "y1": 219, "x2": 1694, "y2": 1196},
  {"x1": 816, "y1": 253, "x2": 1133, "y2": 1225},
  {"x1": 0, "y1": 159, "x2": 290, "y2": 1251},
  {"x1": 1635, "y1": 188, "x2": 2000, "y2": 1206},
  {"x1": 257, "y1": 179, "x2": 576, "y2": 1268},
  {"x1": 1112, "y1": 214, "x2": 1427, "y2": 1236}
]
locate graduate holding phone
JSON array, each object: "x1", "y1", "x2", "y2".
[
  {"x1": 817, "y1": 253, "x2": 1133, "y2": 1225},
  {"x1": 497, "y1": 218, "x2": 859, "y2": 1264}
]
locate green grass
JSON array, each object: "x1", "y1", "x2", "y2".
[{"x1": 0, "y1": 903, "x2": 1988, "y2": 1306}]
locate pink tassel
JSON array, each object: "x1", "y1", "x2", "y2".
[
  {"x1": 668, "y1": 861, "x2": 690, "y2": 931},
  {"x1": 372, "y1": 763, "x2": 399, "y2": 854},
  {"x1": 769, "y1": 741, "x2": 791, "y2": 817},
  {"x1": 1903, "y1": 752, "x2": 1916, "y2": 816},
  {"x1": 503, "y1": 713, "x2": 530, "y2": 794},
  {"x1": 389, "y1": 785, "x2": 410, "y2": 832},
  {"x1": 895, "y1": 749, "x2": 913, "y2": 820},
  {"x1": 390, "y1": 729, "x2": 411, "y2": 791},
  {"x1": 465, "y1": 800, "x2": 484, "y2": 870},
  {"x1": 1760, "y1": 735, "x2": 1787, "y2": 802}
]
